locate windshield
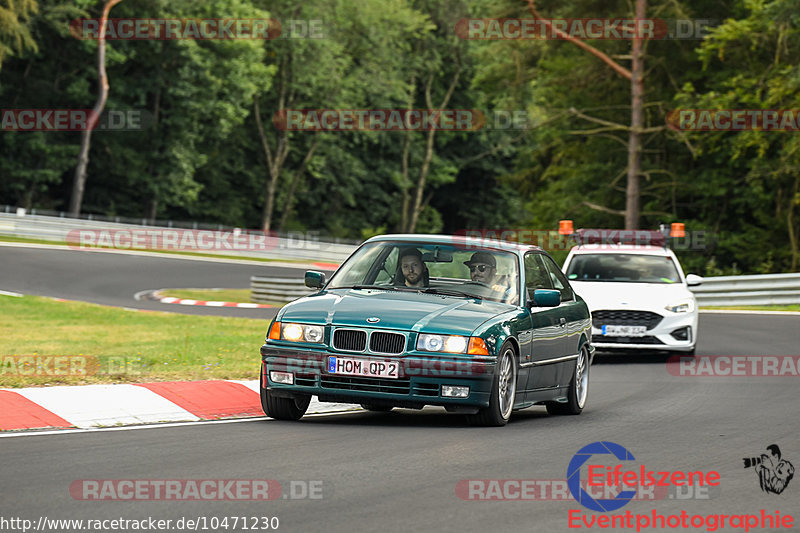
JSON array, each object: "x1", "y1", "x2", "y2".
[
  {"x1": 565, "y1": 253, "x2": 682, "y2": 284},
  {"x1": 327, "y1": 241, "x2": 520, "y2": 303}
]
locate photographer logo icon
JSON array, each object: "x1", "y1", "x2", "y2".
[{"x1": 743, "y1": 444, "x2": 795, "y2": 495}]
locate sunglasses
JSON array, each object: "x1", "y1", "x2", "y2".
[{"x1": 469, "y1": 264, "x2": 493, "y2": 273}]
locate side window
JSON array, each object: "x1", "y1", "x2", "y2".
[
  {"x1": 543, "y1": 256, "x2": 574, "y2": 302},
  {"x1": 524, "y1": 252, "x2": 552, "y2": 298}
]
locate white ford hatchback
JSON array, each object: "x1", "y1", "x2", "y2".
[{"x1": 562, "y1": 237, "x2": 702, "y2": 354}]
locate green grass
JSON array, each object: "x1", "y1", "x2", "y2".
[
  {"x1": 701, "y1": 305, "x2": 800, "y2": 312},
  {"x1": 0, "y1": 235, "x2": 65, "y2": 246},
  {"x1": 0, "y1": 235, "x2": 321, "y2": 264},
  {"x1": 0, "y1": 294, "x2": 270, "y2": 388}
]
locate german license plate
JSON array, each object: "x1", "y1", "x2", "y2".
[
  {"x1": 602, "y1": 325, "x2": 647, "y2": 337},
  {"x1": 327, "y1": 357, "x2": 399, "y2": 379}
]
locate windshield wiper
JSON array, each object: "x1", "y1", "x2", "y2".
[
  {"x1": 421, "y1": 287, "x2": 479, "y2": 299},
  {"x1": 343, "y1": 285, "x2": 398, "y2": 290}
]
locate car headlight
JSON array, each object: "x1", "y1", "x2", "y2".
[
  {"x1": 664, "y1": 299, "x2": 695, "y2": 313},
  {"x1": 417, "y1": 334, "x2": 468, "y2": 354},
  {"x1": 281, "y1": 323, "x2": 324, "y2": 343}
]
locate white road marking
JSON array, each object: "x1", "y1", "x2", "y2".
[
  {"x1": 227, "y1": 380, "x2": 363, "y2": 414},
  {"x1": 0, "y1": 290, "x2": 23, "y2": 297},
  {"x1": 0, "y1": 409, "x2": 364, "y2": 438},
  {"x1": 133, "y1": 289, "x2": 155, "y2": 301},
  {"x1": 13, "y1": 384, "x2": 201, "y2": 428}
]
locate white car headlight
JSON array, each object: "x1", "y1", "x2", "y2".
[
  {"x1": 281, "y1": 323, "x2": 324, "y2": 343},
  {"x1": 303, "y1": 325, "x2": 324, "y2": 343},
  {"x1": 417, "y1": 334, "x2": 468, "y2": 353},
  {"x1": 664, "y1": 299, "x2": 695, "y2": 313}
]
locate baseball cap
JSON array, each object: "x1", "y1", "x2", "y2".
[{"x1": 464, "y1": 252, "x2": 496, "y2": 268}]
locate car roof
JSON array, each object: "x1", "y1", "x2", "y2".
[
  {"x1": 364, "y1": 234, "x2": 543, "y2": 253},
  {"x1": 569, "y1": 244, "x2": 673, "y2": 256}
]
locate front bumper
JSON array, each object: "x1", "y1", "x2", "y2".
[
  {"x1": 592, "y1": 310, "x2": 697, "y2": 352},
  {"x1": 261, "y1": 344, "x2": 498, "y2": 408}
]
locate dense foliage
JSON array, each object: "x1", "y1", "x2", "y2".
[{"x1": 1, "y1": 0, "x2": 798, "y2": 273}]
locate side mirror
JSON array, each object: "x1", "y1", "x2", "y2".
[
  {"x1": 528, "y1": 289, "x2": 561, "y2": 308},
  {"x1": 304, "y1": 270, "x2": 326, "y2": 289},
  {"x1": 685, "y1": 274, "x2": 703, "y2": 287}
]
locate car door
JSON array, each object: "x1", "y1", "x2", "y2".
[
  {"x1": 541, "y1": 254, "x2": 586, "y2": 386},
  {"x1": 522, "y1": 252, "x2": 567, "y2": 392}
]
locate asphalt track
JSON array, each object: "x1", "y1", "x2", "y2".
[
  {"x1": 0, "y1": 244, "x2": 327, "y2": 318},
  {"x1": 2, "y1": 244, "x2": 799, "y2": 532}
]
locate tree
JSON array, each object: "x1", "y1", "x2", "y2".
[
  {"x1": 0, "y1": 0, "x2": 91, "y2": 209},
  {"x1": 68, "y1": 0, "x2": 122, "y2": 216},
  {"x1": 251, "y1": 0, "x2": 431, "y2": 231},
  {"x1": 0, "y1": 0, "x2": 38, "y2": 71},
  {"x1": 392, "y1": 0, "x2": 472, "y2": 233},
  {"x1": 675, "y1": 0, "x2": 800, "y2": 271},
  {"x1": 80, "y1": 0, "x2": 273, "y2": 221},
  {"x1": 525, "y1": 0, "x2": 652, "y2": 229}
]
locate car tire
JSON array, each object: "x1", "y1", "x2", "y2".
[
  {"x1": 546, "y1": 345, "x2": 589, "y2": 416},
  {"x1": 467, "y1": 341, "x2": 517, "y2": 427},
  {"x1": 361, "y1": 404, "x2": 393, "y2": 412},
  {"x1": 260, "y1": 364, "x2": 311, "y2": 421}
]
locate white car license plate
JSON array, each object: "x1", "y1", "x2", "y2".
[
  {"x1": 327, "y1": 357, "x2": 399, "y2": 379},
  {"x1": 602, "y1": 325, "x2": 647, "y2": 337}
]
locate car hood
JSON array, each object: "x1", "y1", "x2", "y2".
[
  {"x1": 277, "y1": 289, "x2": 513, "y2": 336},
  {"x1": 570, "y1": 281, "x2": 695, "y2": 312}
]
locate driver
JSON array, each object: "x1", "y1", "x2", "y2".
[{"x1": 398, "y1": 248, "x2": 429, "y2": 288}]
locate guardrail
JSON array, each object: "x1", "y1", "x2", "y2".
[
  {"x1": 251, "y1": 272, "x2": 800, "y2": 307},
  {"x1": 7, "y1": 210, "x2": 796, "y2": 307},
  {"x1": 0, "y1": 212, "x2": 357, "y2": 264},
  {"x1": 251, "y1": 276, "x2": 317, "y2": 304},
  {"x1": 690, "y1": 273, "x2": 800, "y2": 306}
]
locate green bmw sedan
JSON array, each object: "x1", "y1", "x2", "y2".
[{"x1": 260, "y1": 234, "x2": 594, "y2": 426}]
